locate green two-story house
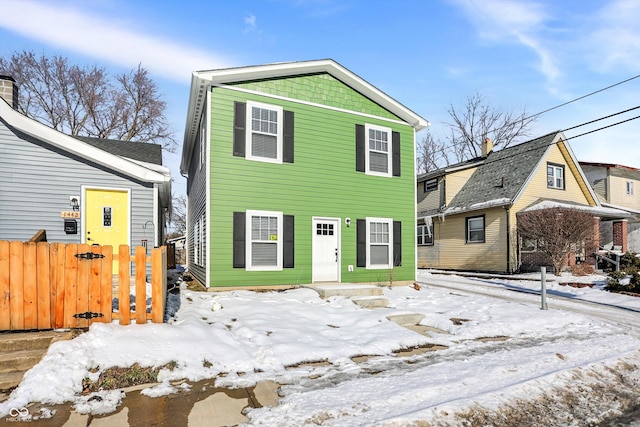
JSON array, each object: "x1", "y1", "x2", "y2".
[{"x1": 180, "y1": 59, "x2": 429, "y2": 288}]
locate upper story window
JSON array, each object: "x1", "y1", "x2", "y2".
[
  {"x1": 355, "y1": 124, "x2": 400, "y2": 177},
  {"x1": 466, "y1": 215, "x2": 485, "y2": 243},
  {"x1": 366, "y1": 124, "x2": 392, "y2": 176},
  {"x1": 246, "y1": 101, "x2": 283, "y2": 163},
  {"x1": 547, "y1": 163, "x2": 565, "y2": 189},
  {"x1": 627, "y1": 181, "x2": 634, "y2": 195},
  {"x1": 233, "y1": 101, "x2": 294, "y2": 164},
  {"x1": 424, "y1": 178, "x2": 438, "y2": 192}
]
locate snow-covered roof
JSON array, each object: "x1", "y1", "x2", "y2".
[
  {"x1": 522, "y1": 200, "x2": 632, "y2": 219},
  {"x1": 418, "y1": 131, "x2": 601, "y2": 218}
]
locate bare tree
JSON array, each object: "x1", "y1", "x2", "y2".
[
  {"x1": 416, "y1": 92, "x2": 537, "y2": 173},
  {"x1": 416, "y1": 130, "x2": 449, "y2": 173},
  {"x1": 0, "y1": 51, "x2": 176, "y2": 151},
  {"x1": 517, "y1": 207, "x2": 597, "y2": 274},
  {"x1": 167, "y1": 193, "x2": 186, "y2": 237}
]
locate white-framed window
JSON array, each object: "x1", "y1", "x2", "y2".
[
  {"x1": 417, "y1": 224, "x2": 434, "y2": 246},
  {"x1": 198, "y1": 214, "x2": 205, "y2": 266},
  {"x1": 627, "y1": 181, "x2": 634, "y2": 195},
  {"x1": 193, "y1": 217, "x2": 200, "y2": 265},
  {"x1": 424, "y1": 178, "x2": 438, "y2": 192},
  {"x1": 246, "y1": 210, "x2": 283, "y2": 271},
  {"x1": 246, "y1": 101, "x2": 283, "y2": 164},
  {"x1": 365, "y1": 123, "x2": 392, "y2": 177},
  {"x1": 547, "y1": 163, "x2": 564, "y2": 189},
  {"x1": 520, "y1": 237, "x2": 537, "y2": 252},
  {"x1": 366, "y1": 217, "x2": 393, "y2": 269},
  {"x1": 193, "y1": 215, "x2": 205, "y2": 266},
  {"x1": 466, "y1": 215, "x2": 485, "y2": 243}
]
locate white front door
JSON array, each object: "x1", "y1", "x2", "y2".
[{"x1": 312, "y1": 218, "x2": 339, "y2": 282}]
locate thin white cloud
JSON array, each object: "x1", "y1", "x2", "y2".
[
  {"x1": 0, "y1": 0, "x2": 235, "y2": 82},
  {"x1": 588, "y1": 0, "x2": 640, "y2": 72},
  {"x1": 450, "y1": 0, "x2": 560, "y2": 82},
  {"x1": 244, "y1": 14, "x2": 257, "y2": 32}
]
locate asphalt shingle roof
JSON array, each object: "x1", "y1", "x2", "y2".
[
  {"x1": 418, "y1": 131, "x2": 561, "y2": 217},
  {"x1": 74, "y1": 136, "x2": 163, "y2": 165}
]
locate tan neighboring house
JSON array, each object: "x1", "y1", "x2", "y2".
[
  {"x1": 580, "y1": 162, "x2": 640, "y2": 252},
  {"x1": 417, "y1": 131, "x2": 629, "y2": 273}
]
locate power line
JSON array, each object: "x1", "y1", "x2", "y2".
[
  {"x1": 563, "y1": 105, "x2": 640, "y2": 132},
  {"x1": 419, "y1": 108, "x2": 640, "y2": 173},
  {"x1": 419, "y1": 73, "x2": 640, "y2": 170},
  {"x1": 417, "y1": 114, "x2": 640, "y2": 177},
  {"x1": 564, "y1": 114, "x2": 640, "y2": 141},
  {"x1": 524, "y1": 73, "x2": 640, "y2": 121}
]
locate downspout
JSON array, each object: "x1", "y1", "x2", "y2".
[{"x1": 505, "y1": 206, "x2": 511, "y2": 273}]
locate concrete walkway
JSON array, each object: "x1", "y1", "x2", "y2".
[{"x1": 2, "y1": 379, "x2": 280, "y2": 426}]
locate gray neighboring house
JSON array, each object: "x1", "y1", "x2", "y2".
[{"x1": 0, "y1": 76, "x2": 171, "y2": 255}]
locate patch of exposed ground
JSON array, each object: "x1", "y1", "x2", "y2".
[{"x1": 82, "y1": 362, "x2": 178, "y2": 394}]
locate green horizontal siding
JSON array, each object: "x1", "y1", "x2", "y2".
[
  {"x1": 208, "y1": 87, "x2": 415, "y2": 287},
  {"x1": 231, "y1": 73, "x2": 401, "y2": 121}
]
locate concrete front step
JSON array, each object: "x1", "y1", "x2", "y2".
[
  {"x1": 313, "y1": 284, "x2": 384, "y2": 299},
  {"x1": 386, "y1": 313, "x2": 426, "y2": 326},
  {"x1": 0, "y1": 371, "x2": 24, "y2": 392},
  {"x1": 0, "y1": 330, "x2": 75, "y2": 393},
  {"x1": 351, "y1": 297, "x2": 389, "y2": 308},
  {"x1": 0, "y1": 349, "x2": 47, "y2": 373},
  {"x1": 0, "y1": 330, "x2": 61, "y2": 352}
]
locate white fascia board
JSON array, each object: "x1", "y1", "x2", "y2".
[
  {"x1": 181, "y1": 59, "x2": 430, "y2": 173},
  {"x1": 1, "y1": 99, "x2": 169, "y2": 185}
]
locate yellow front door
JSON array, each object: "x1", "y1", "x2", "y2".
[{"x1": 85, "y1": 188, "x2": 129, "y2": 274}]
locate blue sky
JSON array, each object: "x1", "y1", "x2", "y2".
[{"x1": 1, "y1": 0, "x2": 639, "y2": 197}]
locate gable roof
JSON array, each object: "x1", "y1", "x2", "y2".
[
  {"x1": 181, "y1": 59, "x2": 429, "y2": 174},
  {"x1": 0, "y1": 98, "x2": 171, "y2": 204},
  {"x1": 74, "y1": 136, "x2": 163, "y2": 165},
  {"x1": 418, "y1": 131, "x2": 599, "y2": 217}
]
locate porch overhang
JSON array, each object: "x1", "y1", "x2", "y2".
[{"x1": 521, "y1": 200, "x2": 632, "y2": 220}]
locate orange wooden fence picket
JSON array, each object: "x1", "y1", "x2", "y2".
[{"x1": 0, "y1": 242, "x2": 167, "y2": 331}]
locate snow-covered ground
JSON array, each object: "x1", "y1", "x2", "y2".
[{"x1": 1, "y1": 269, "x2": 639, "y2": 425}]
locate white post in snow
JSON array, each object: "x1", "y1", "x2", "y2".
[{"x1": 540, "y1": 267, "x2": 548, "y2": 310}]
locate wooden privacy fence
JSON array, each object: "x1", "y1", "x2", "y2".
[{"x1": 0, "y1": 241, "x2": 167, "y2": 331}]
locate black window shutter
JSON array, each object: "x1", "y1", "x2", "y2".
[
  {"x1": 233, "y1": 212, "x2": 245, "y2": 268},
  {"x1": 392, "y1": 131, "x2": 401, "y2": 177},
  {"x1": 283, "y1": 214, "x2": 295, "y2": 268},
  {"x1": 393, "y1": 221, "x2": 402, "y2": 266},
  {"x1": 283, "y1": 110, "x2": 294, "y2": 163},
  {"x1": 355, "y1": 124, "x2": 365, "y2": 172},
  {"x1": 233, "y1": 101, "x2": 246, "y2": 157},
  {"x1": 357, "y1": 219, "x2": 366, "y2": 267}
]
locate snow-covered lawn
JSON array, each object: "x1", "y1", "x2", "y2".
[{"x1": 1, "y1": 269, "x2": 639, "y2": 425}]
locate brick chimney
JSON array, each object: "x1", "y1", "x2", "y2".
[
  {"x1": 0, "y1": 75, "x2": 19, "y2": 110},
  {"x1": 482, "y1": 137, "x2": 494, "y2": 156}
]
